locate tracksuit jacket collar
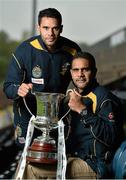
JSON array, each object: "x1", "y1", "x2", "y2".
[{"x1": 67, "y1": 79, "x2": 99, "y2": 96}]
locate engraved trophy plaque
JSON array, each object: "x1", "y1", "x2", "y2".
[{"x1": 26, "y1": 92, "x2": 65, "y2": 164}]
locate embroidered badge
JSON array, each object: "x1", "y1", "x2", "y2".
[
  {"x1": 108, "y1": 112, "x2": 114, "y2": 120},
  {"x1": 60, "y1": 62, "x2": 70, "y2": 75},
  {"x1": 32, "y1": 65, "x2": 42, "y2": 78}
]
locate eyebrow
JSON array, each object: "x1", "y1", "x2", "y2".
[{"x1": 72, "y1": 67, "x2": 90, "y2": 70}]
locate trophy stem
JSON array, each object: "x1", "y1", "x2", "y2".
[
  {"x1": 42, "y1": 128, "x2": 49, "y2": 140},
  {"x1": 37, "y1": 128, "x2": 53, "y2": 143}
]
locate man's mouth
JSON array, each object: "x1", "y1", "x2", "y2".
[
  {"x1": 76, "y1": 78, "x2": 86, "y2": 83},
  {"x1": 47, "y1": 37, "x2": 55, "y2": 42}
]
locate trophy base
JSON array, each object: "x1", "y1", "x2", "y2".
[{"x1": 27, "y1": 139, "x2": 57, "y2": 164}]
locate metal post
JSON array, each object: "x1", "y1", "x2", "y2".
[{"x1": 32, "y1": 0, "x2": 37, "y2": 36}]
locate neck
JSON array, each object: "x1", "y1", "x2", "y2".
[
  {"x1": 47, "y1": 44, "x2": 58, "y2": 52},
  {"x1": 72, "y1": 79, "x2": 98, "y2": 95},
  {"x1": 47, "y1": 45, "x2": 55, "y2": 52},
  {"x1": 78, "y1": 88, "x2": 83, "y2": 94}
]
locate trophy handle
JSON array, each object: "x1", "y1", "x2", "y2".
[{"x1": 23, "y1": 97, "x2": 34, "y2": 116}]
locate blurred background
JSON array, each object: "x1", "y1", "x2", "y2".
[{"x1": 0, "y1": 0, "x2": 126, "y2": 178}]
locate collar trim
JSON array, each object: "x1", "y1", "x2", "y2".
[{"x1": 30, "y1": 39, "x2": 46, "y2": 51}]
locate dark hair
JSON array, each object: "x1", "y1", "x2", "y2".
[
  {"x1": 72, "y1": 51, "x2": 97, "y2": 71},
  {"x1": 38, "y1": 8, "x2": 62, "y2": 25}
]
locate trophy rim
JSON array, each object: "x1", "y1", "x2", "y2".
[{"x1": 32, "y1": 91, "x2": 65, "y2": 97}]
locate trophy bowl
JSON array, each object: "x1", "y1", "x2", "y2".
[{"x1": 26, "y1": 92, "x2": 65, "y2": 164}]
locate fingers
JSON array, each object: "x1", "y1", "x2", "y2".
[
  {"x1": 28, "y1": 83, "x2": 33, "y2": 89},
  {"x1": 68, "y1": 89, "x2": 85, "y2": 113},
  {"x1": 17, "y1": 83, "x2": 33, "y2": 97},
  {"x1": 68, "y1": 91, "x2": 80, "y2": 110},
  {"x1": 69, "y1": 89, "x2": 81, "y2": 99}
]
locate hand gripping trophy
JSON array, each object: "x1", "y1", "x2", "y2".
[{"x1": 15, "y1": 92, "x2": 69, "y2": 180}]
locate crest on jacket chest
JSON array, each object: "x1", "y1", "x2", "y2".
[{"x1": 32, "y1": 65, "x2": 42, "y2": 78}]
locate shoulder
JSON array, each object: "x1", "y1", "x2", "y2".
[
  {"x1": 94, "y1": 85, "x2": 120, "y2": 106},
  {"x1": 59, "y1": 36, "x2": 81, "y2": 54},
  {"x1": 13, "y1": 36, "x2": 40, "y2": 64},
  {"x1": 15, "y1": 35, "x2": 39, "y2": 52},
  {"x1": 93, "y1": 85, "x2": 115, "y2": 101},
  {"x1": 60, "y1": 36, "x2": 78, "y2": 44},
  {"x1": 94, "y1": 85, "x2": 109, "y2": 96}
]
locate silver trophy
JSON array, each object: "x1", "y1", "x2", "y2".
[{"x1": 26, "y1": 92, "x2": 65, "y2": 164}]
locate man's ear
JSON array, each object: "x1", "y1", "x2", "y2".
[
  {"x1": 60, "y1": 25, "x2": 63, "y2": 33},
  {"x1": 37, "y1": 25, "x2": 40, "y2": 33},
  {"x1": 94, "y1": 68, "x2": 97, "y2": 77}
]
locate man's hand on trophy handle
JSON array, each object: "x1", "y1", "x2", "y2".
[
  {"x1": 17, "y1": 83, "x2": 33, "y2": 97},
  {"x1": 68, "y1": 90, "x2": 86, "y2": 113}
]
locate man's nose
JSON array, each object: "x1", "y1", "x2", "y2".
[
  {"x1": 78, "y1": 69, "x2": 84, "y2": 76},
  {"x1": 49, "y1": 28, "x2": 54, "y2": 35}
]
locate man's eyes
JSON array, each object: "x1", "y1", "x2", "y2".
[
  {"x1": 43, "y1": 27, "x2": 49, "y2": 30},
  {"x1": 72, "y1": 68, "x2": 90, "y2": 72},
  {"x1": 43, "y1": 27, "x2": 60, "y2": 31},
  {"x1": 54, "y1": 27, "x2": 60, "y2": 31}
]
